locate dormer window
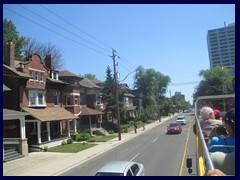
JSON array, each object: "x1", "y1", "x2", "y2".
[{"x1": 52, "y1": 71, "x2": 58, "y2": 80}]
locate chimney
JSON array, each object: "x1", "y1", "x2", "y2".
[
  {"x1": 4, "y1": 41, "x2": 15, "y2": 67},
  {"x1": 45, "y1": 54, "x2": 53, "y2": 69}
]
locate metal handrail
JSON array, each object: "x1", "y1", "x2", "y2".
[{"x1": 194, "y1": 94, "x2": 235, "y2": 176}]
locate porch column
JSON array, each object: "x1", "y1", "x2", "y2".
[
  {"x1": 74, "y1": 119, "x2": 77, "y2": 132},
  {"x1": 19, "y1": 117, "x2": 26, "y2": 139},
  {"x1": 37, "y1": 121, "x2": 42, "y2": 144},
  {"x1": 89, "y1": 116, "x2": 93, "y2": 136},
  {"x1": 67, "y1": 120, "x2": 71, "y2": 137},
  {"x1": 47, "y1": 122, "x2": 51, "y2": 141},
  {"x1": 60, "y1": 121, "x2": 63, "y2": 135}
]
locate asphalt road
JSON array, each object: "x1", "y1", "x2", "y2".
[{"x1": 60, "y1": 113, "x2": 197, "y2": 176}]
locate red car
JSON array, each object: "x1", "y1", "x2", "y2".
[{"x1": 167, "y1": 122, "x2": 182, "y2": 134}]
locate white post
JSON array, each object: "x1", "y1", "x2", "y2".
[
  {"x1": 74, "y1": 119, "x2": 77, "y2": 132},
  {"x1": 67, "y1": 120, "x2": 71, "y2": 137},
  {"x1": 20, "y1": 117, "x2": 26, "y2": 139},
  {"x1": 47, "y1": 122, "x2": 51, "y2": 141},
  {"x1": 37, "y1": 121, "x2": 41, "y2": 144}
]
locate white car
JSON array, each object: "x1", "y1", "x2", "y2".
[
  {"x1": 176, "y1": 116, "x2": 187, "y2": 125},
  {"x1": 95, "y1": 161, "x2": 145, "y2": 176}
]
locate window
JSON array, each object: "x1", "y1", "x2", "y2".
[
  {"x1": 126, "y1": 170, "x2": 133, "y2": 176},
  {"x1": 66, "y1": 96, "x2": 71, "y2": 105},
  {"x1": 38, "y1": 93, "x2": 43, "y2": 105},
  {"x1": 29, "y1": 90, "x2": 46, "y2": 106},
  {"x1": 29, "y1": 70, "x2": 34, "y2": 79},
  {"x1": 131, "y1": 164, "x2": 140, "y2": 176},
  {"x1": 124, "y1": 97, "x2": 129, "y2": 106},
  {"x1": 74, "y1": 96, "x2": 79, "y2": 105},
  {"x1": 35, "y1": 71, "x2": 39, "y2": 81},
  {"x1": 52, "y1": 72, "x2": 58, "y2": 80},
  {"x1": 40, "y1": 72, "x2": 44, "y2": 82},
  {"x1": 29, "y1": 92, "x2": 36, "y2": 105},
  {"x1": 54, "y1": 95, "x2": 60, "y2": 106},
  {"x1": 80, "y1": 96, "x2": 85, "y2": 105}
]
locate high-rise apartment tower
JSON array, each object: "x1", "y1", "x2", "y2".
[{"x1": 207, "y1": 23, "x2": 235, "y2": 76}]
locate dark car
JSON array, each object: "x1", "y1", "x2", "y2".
[{"x1": 167, "y1": 122, "x2": 182, "y2": 134}]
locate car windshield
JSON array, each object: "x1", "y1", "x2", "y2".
[
  {"x1": 177, "y1": 117, "x2": 184, "y2": 120},
  {"x1": 95, "y1": 172, "x2": 124, "y2": 176},
  {"x1": 169, "y1": 124, "x2": 179, "y2": 127}
]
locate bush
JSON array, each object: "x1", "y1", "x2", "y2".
[
  {"x1": 62, "y1": 141, "x2": 67, "y2": 145},
  {"x1": 67, "y1": 138, "x2": 73, "y2": 144},
  {"x1": 76, "y1": 132, "x2": 91, "y2": 141},
  {"x1": 42, "y1": 146, "x2": 48, "y2": 152},
  {"x1": 71, "y1": 132, "x2": 79, "y2": 141},
  {"x1": 108, "y1": 130, "x2": 114, "y2": 134},
  {"x1": 93, "y1": 130, "x2": 105, "y2": 136}
]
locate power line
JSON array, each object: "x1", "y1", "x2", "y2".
[
  {"x1": 169, "y1": 81, "x2": 199, "y2": 86},
  {"x1": 18, "y1": 4, "x2": 112, "y2": 54},
  {"x1": 39, "y1": 4, "x2": 113, "y2": 50},
  {"x1": 4, "y1": 6, "x2": 110, "y2": 57}
]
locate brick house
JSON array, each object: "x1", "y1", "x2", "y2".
[
  {"x1": 3, "y1": 41, "x2": 78, "y2": 152},
  {"x1": 59, "y1": 71, "x2": 104, "y2": 135}
]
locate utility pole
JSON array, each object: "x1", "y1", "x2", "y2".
[{"x1": 112, "y1": 49, "x2": 121, "y2": 141}]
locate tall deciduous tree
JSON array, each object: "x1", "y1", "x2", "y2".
[
  {"x1": 3, "y1": 18, "x2": 30, "y2": 61},
  {"x1": 23, "y1": 40, "x2": 64, "y2": 70},
  {"x1": 193, "y1": 66, "x2": 234, "y2": 99},
  {"x1": 4, "y1": 18, "x2": 64, "y2": 70},
  {"x1": 134, "y1": 65, "x2": 171, "y2": 108}
]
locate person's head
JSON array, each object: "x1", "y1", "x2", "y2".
[
  {"x1": 201, "y1": 106, "x2": 215, "y2": 120},
  {"x1": 223, "y1": 108, "x2": 235, "y2": 133},
  {"x1": 214, "y1": 109, "x2": 221, "y2": 120}
]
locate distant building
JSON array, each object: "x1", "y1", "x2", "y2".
[
  {"x1": 207, "y1": 23, "x2": 235, "y2": 76},
  {"x1": 173, "y1": 91, "x2": 185, "y2": 101}
]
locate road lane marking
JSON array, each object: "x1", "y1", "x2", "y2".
[
  {"x1": 130, "y1": 153, "x2": 140, "y2": 162},
  {"x1": 179, "y1": 119, "x2": 193, "y2": 176},
  {"x1": 152, "y1": 138, "x2": 158, "y2": 143}
]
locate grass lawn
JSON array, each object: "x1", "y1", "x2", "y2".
[
  {"x1": 87, "y1": 134, "x2": 118, "y2": 142},
  {"x1": 47, "y1": 143, "x2": 97, "y2": 153}
]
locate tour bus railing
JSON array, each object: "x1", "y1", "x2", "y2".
[{"x1": 194, "y1": 94, "x2": 235, "y2": 176}]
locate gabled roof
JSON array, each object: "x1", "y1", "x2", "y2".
[
  {"x1": 79, "y1": 106, "x2": 104, "y2": 116},
  {"x1": 22, "y1": 107, "x2": 78, "y2": 122},
  {"x1": 79, "y1": 78, "x2": 101, "y2": 89},
  {"x1": 91, "y1": 79, "x2": 104, "y2": 85},
  {"x1": 59, "y1": 70, "x2": 81, "y2": 78},
  {"x1": 126, "y1": 106, "x2": 137, "y2": 111},
  {"x1": 3, "y1": 64, "x2": 31, "y2": 79},
  {"x1": 124, "y1": 93, "x2": 135, "y2": 98}
]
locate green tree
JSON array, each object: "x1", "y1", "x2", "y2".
[
  {"x1": 193, "y1": 66, "x2": 233, "y2": 99},
  {"x1": 81, "y1": 73, "x2": 97, "y2": 80},
  {"x1": 3, "y1": 18, "x2": 30, "y2": 61},
  {"x1": 134, "y1": 65, "x2": 171, "y2": 116}
]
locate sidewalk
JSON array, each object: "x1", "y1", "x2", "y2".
[{"x1": 3, "y1": 114, "x2": 178, "y2": 176}]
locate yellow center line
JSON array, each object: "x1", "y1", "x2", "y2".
[{"x1": 179, "y1": 117, "x2": 193, "y2": 176}]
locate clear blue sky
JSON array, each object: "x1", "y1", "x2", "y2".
[{"x1": 3, "y1": 4, "x2": 235, "y2": 103}]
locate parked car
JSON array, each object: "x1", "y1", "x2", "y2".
[
  {"x1": 176, "y1": 116, "x2": 187, "y2": 125},
  {"x1": 95, "y1": 161, "x2": 145, "y2": 176},
  {"x1": 167, "y1": 122, "x2": 182, "y2": 134}
]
